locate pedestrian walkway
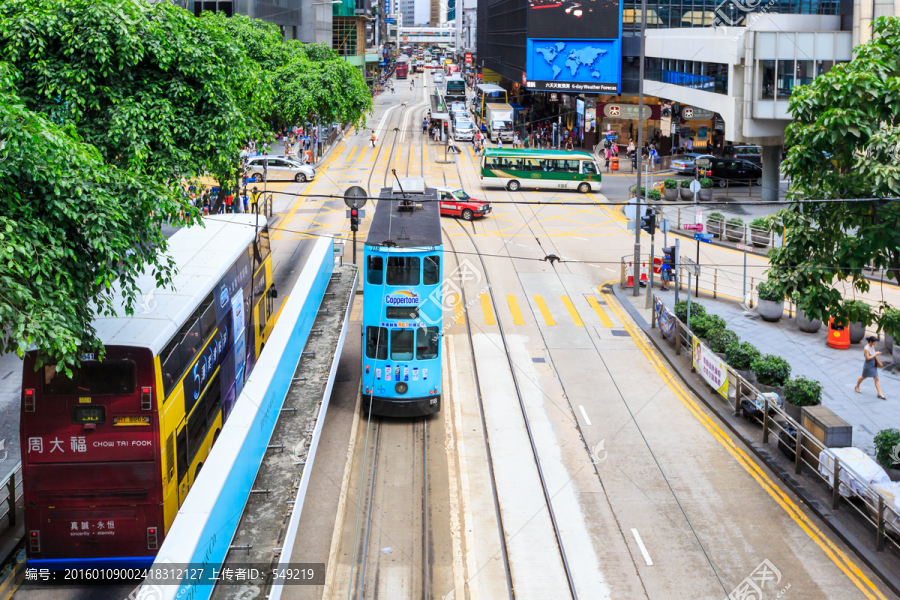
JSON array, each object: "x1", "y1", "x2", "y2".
[{"x1": 635, "y1": 291, "x2": 900, "y2": 456}]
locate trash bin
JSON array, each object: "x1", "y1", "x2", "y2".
[
  {"x1": 827, "y1": 317, "x2": 850, "y2": 350},
  {"x1": 611, "y1": 157, "x2": 619, "y2": 171}
]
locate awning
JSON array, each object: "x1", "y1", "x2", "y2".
[{"x1": 431, "y1": 112, "x2": 450, "y2": 120}]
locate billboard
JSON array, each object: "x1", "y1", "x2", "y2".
[{"x1": 525, "y1": 0, "x2": 622, "y2": 93}]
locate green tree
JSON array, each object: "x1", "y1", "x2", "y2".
[
  {"x1": 0, "y1": 62, "x2": 182, "y2": 370},
  {"x1": 0, "y1": 0, "x2": 271, "y2": 191},
  {"x1": 212, "y1": 14, "x2": 371, "y2": 129},
  {"x1": 766, "y1": 17, "x2": 900, "y2": 334}
]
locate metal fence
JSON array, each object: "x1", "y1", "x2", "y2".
[
  {"x1": 0, "y1": 462, "x2": 22, "y2": 531},
  {"x1": 660, "y1": 297, "x2": 900, "y2": 557}
]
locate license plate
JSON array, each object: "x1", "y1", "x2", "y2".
[{"x1": 114, "y1": 416, "x2": 150, "y2": 426}]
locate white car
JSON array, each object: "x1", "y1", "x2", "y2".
[
  {"x1": 450, "y1": 101, "x2": 467, "y2": 113},
  {"x1": 245, "y1": 156, "x2": 315, "y2": 183},
  {"x1": 453, "y1": 119, "x2": 476, "y2": 140}
]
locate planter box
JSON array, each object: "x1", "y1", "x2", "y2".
[
  {"x1": 886, "y1": 334, "x2": 894, "y2": 354},
  {"x1": 725, "y1": 225, "x2": 744, "y2": 243},
  {"x1": 783, "y1": 401, "x2": 802, "y2": 423},
  {"x1": 707, "y1": 220, "x2": 723, "y2": 238},
  {"x1": 751, "y1": 229, "x2": 769, "y2": 247},
  {"x1": 698, "y1": 188, "x2": 713, "y2": 201},
  {"x1": 849, "y1": 321, "x2": 866, "y2": 344},
  {"x1": 736, "y1": 369, "x2": 757, "y2": 385},
  {"x1": 892, "y1": 344, "x2": 900, "y2": 367},
  {"x1": 796, "y1": 309, "x2": 823, "y2": 333},
  {"x1": 679, "y1": 188, "x2": 694, "y2": 200},
  {"x1": 758, "y1": 299, "x2": 784, "y2": 322},
  {"x1": 887, "y1": 468, "x2": 900, "y2": 483},
  {"x1": 664, "y1": 187, "x2": 679, "y2": 201},
  {"x1": 756, "y1": 383, "x2": 786, "y2": 400},
  {"x1": 802, "y1": 405, "x2": 850, "y2": 472}
]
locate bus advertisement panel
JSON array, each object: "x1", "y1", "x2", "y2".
[{"x1": 525, "y1": 0, "x2": 622, "y2": 93}]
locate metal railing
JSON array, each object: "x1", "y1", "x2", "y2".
[
  {"x1": 0, "y1": 462, "x2": 22, "y2": 530},
  {"x1": 252, "y1": 191, "x2": 274, "y2": 218},
  {"x1": 660, "y1": 298, "x2": 900, "y2": 556},
  {"x1": 657, "y1": 205, "x2": 779, "y2": 249}
]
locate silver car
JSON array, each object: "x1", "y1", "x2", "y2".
[
  {"x1": 454, "y1": 119, "x2": 476, "y2": 140},
  {"x1": 245, "y1": 156, "x2": 315, "y2": 183}
]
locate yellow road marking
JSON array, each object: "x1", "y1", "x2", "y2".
[
  {"x1": 507, "y1": 295, "x2": 525, "y2": 325},
  {"x1": 479, "y1": 294, "x2": 495, "y2": 325},
  {"x1": 357, "y1": 146, "x2": 369, "y2": 163},
  {"x1": 350, "y1": 296, "x2": 363, "y2": 321},
  {"x1": 345, "y1": 146, "x2": 358, "y2": 163},
  {"x1": 599, "y1": 283, "x2": 888, "y2": 600},
  {"x1": 561, "y1": 296, "x2": 584, "y2": 327},
  {"x1": 381, "y1": 145, "x2": 390, "y2": 163},
  {"x1": 396, "y1": 146, "x2": 403, "y2": 163},
  {"x1": 452, "y1": 294, "x2": 464, "y2": 325},
  {"x1": 409, "y1": 145, "x2": 415, "y2": 164},
  {"x1": 587, "y1": 296, "x2": 613, "y2": 328},
  {"x1": 533, "y1": 295, "x2": 556, "y2": 326}
]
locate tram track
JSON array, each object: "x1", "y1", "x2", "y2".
[{"x1": 442, "y1": 224, "x2": 580, "y2": 600}]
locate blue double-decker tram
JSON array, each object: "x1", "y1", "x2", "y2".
[{"x1": 362, "y1": 178, "x2": 443, "y2": 417}]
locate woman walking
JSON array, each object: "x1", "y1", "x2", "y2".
[{"x1": 856, "y1": 336, "x2": 886, "y2": 399}]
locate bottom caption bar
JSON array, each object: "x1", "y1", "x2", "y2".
[{"x1": 21, "y1": 563, "x2": 327, "y2": 586}]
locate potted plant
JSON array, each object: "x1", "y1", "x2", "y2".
[
  {"x1": 793, "y1": 297, "x2": 822, "y2": 333},
  {"x1": 688, "y1": 314, "x2": 726, "y2": 338},
  {"x1": 749, "y1": 217, "x2": 771, "y2": 248},
  {"x1": 755, "y1": 280, "x2": 784, "y2": 322},
  {"x1": 874, "y1": 428, "x2": 900, "y2": 480},
  {"x1": 647, "y1": 189, "x2": 662, "y2": 202},
  {"x1": 725, "y1": 217, "x2": 744, "y2": 242},
  {"x1": 843, "y1": 300, "x2": 871, "y2": 344},
  {"x1": 663, "y1": 179, "x2": 679, "y2": 201},
  {"x1": 751, "y1": 353, "x2": 791, "y2": 398},
  {"x1": 725, "y1": 341, "x2": 761, "y2": 383},
  {"x1": 783, "y1": 376, "x2": 823, "y2": 421},
  {"x1": 706, "y1": 328, "x2": 739, "y2": 358},
  {"x1": 707, "y1": 212, "x2": 725, "y2": 237},
  {"x1": 698, "y1": 178, "x2": 714, "y2": 201},
  {"x1": 679, "y1": 178, "x2": 694, "y2": 200},
  {"x1": 674, "y1": 300, "x2": 705, "y2": 323}
]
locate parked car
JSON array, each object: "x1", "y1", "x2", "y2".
[
  {"x1": 435, "y1": 186, "x2": 491, "y2": 220},
  {"x1": 670, "y1": 153, "x2": 709, "y2": 175},
  {"x1": 453, "y1": 119, "x2": 476, "y2": 140},
  {"x1": 696, "y1": 157, "x2": 762, "y2": 187},
  {"x1": 245, "y1": 156, "x2": 315, "y2": 183},
  {"x1": 723, "y1": 144, "x2": 762, "y2": 165}
]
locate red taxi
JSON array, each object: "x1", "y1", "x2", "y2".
[{"x1": 436, "y1": 187, "x2": 492, "y2": 221}]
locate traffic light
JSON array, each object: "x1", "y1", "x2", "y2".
[
  {"x1": 350, "y1": 206, "x2": 359, "y2": 232},
  {"x1": 640, "y1": 208, "x2": 656, "y2": 235},
  {"x1": 662, "y1": 246, "x2": 677, "y2": 270}
]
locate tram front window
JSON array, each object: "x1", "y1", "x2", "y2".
[
  {"x1": 390, "y1": 329, "x2": 415, "y2": 361},
  {"x1": 416, "y1": 327, "x2": 439, "y2": 360},
  {"x1": 365, "y1": 326, "x2": 388, "y2": 360},
  {"x1": 387, "y1": 257, "x2": 420, "y2": 286},
  {"x1": 367, "y1": 256, "x2": 384, "y2": 285}
]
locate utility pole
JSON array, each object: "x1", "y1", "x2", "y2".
[{"x1": 632, "y1": 0, "x2": 647, "y2": 297}]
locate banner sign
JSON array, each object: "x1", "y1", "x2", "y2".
[
  {"x1": 654, "y1": 297, "x2": 677, "y2": 341},
  {"x1": 692, "y1": 337, "x2": 729, "y2": 398}
]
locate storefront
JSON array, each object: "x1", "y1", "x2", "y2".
[
  {"x1": 596, "y1": 98, "x2": 662, "y2": 148},
  {"x1": 676, "y1": 105, "x2": 720, "y2": 153}
]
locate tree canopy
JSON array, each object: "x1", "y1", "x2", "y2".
[
  {"x1": 0, "y1": 0, "x2": 372, "y2": 368},
  {"x1": 766, "y1": 17, "x2": 900, "y2": 334}
]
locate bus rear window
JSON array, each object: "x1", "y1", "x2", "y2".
[{"x1": 43, "y1": 361, "x2": 136, "y2": 396}]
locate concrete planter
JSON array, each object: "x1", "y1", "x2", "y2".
[
  {"x1": 698, "y1": 188, "x2": 713, "y2": 201},
  {"x1": 892, "y1": 344, "x2": 900, "y2": 367},
  {"x1": 756, "y1": 382, "x2": 786, "y2": 402},
  {"x1": 736, "y1": 369, "x2": 757, "y2": 385},
  {"x1": 707, "y1": 219, "x2": 723, "y2": 238},
  {"x1": 783, "y1": 401, "x2": 802, "y2": 423},
  {"x1": 725, "y1": 224, "x2": 744, "y2": 243},
  {"x1": 886, "y1": 468, "x2": 900, "y2": 482},
  {"x1": 679, "y1": 188, "x2": 694, "y2": 200},
  {"x1": 849, "y1": 322, "x2": 866, "y2": 344},
  {"x1": 886, "y1": 334, "x2": 894, "y2": 354},
  {"x1": 758, "y1": 299, "x2": 784, "y2": 322},
  {"x1": 751, "y1": 229, "x2": 770, "y2": 248},
  {"x1": 796, "y1": 309, "x2": 823, "y2": 333},
  {"x1": 664, "y1": 187, "x2": 679, "y2": 201}
]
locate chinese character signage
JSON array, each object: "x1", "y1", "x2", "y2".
[{"x1": 692, "y1": 336, "x2": 729, "y2": 398}]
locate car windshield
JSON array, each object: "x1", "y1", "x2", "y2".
[
  {"x1": 457, "y1": 122, "x2": 473, "y2": 130},
  {"x1": 451, "y1": 189, "x2": 470, "y2": 201},
  {"x1": 493, "y1": 121, "x2": 512, "y2": 130}
]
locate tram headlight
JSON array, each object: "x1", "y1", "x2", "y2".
[{"x1": 395, "y1": 382, "x2": 409, "y2": 395}]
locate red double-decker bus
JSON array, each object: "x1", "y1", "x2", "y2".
[
  {"x1": 396, "y1": 56, "x2": 409, "y2": 79},
  {"x1": 20, "y1": 215, "x2": 278, "y2": 568}
]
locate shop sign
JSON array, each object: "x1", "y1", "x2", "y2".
[
  {"x1": 465, "y1": 52, "x2": 472, "y2": 65},
  {"x1": 601, "y1": 104, "x2": 653, "y2": 120},
  {"x1": 547, "y1": 92, "x2": 561, "y2": 103},
  {"x1": 576, "y1": 98, "x2": 585, "y2": 116},
  {"x1": 682, "y1": 106, "x2": 715, "y2": 121}
]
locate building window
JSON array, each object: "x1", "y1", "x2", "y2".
[
  {"x1": 647, "y1": 58, "x2": 728, "y2": 95},
  {"x1": 760, "y1": 60, "x2": 775, "y2": 100}
]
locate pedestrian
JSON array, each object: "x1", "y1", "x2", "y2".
[
  {"x1": 497, "y1": 138, "x2": 503, "y2": 149},
  {"x1": 627, "y1": 140, "x2": 635, "y2": 157},
  {"x1": 660, "y1": 251, "x2": 671, "y2": 291},
  {"x1": 604, "y1": 146, "x2": 611, "y2": 169},
  {"x1": 856, "y1": 337, "x2": 886, "y2": 398},
  {"x1": 565, "y1": 137, "x2": 574, "y2": 151},
  {"x1": 523, "y1": 133, "x2": 530, "y2": 150},
  {"x1": 686, "y1": 137, "x2": 694, "y2": 152},
  {"x1": 225, "y1": 193, "x2": 234, "y2": 213},
  {"x1": 370, "y1": 130, "x2": 377, "y2": 148},
  {"x1": 242, "y1": 193, "x2": 249, "y2": 213},
  {"x1": 513, "y1": 132, "x2": 520, "y2": 149},
  {"x1": 423, "y1": 118, "x2": 428, "y2": 135}
]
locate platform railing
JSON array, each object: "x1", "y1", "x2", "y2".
[
  {"x1": 659, "y1": 295, "x2": 900, "y2": 557},
  {"x1": 0, "y1": 462, "x2": 22, "y2": 530}
]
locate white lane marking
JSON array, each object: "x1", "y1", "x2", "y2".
[
  {"x1": 375, "y1": 104, "x2": 401, "y2": 142},
  {"x1": 605, "y1": 268, "x2": 615, "y2": 273},
  {"x1": 578, "y1": 405, "x2": 592, "y2": 426},
  {"x1": 631, "y1": 529, "x2": 653, "y2": 566},
  {"x1": 442, "y1": 338, "x2": 468, "y2": 599}
]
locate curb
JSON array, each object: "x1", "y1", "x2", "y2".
[{"x1": 610, "y1": 283, "x2": 900, "y2": 599}]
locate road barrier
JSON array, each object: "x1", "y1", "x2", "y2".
[{"x1": 139, "y1": 237, "x2": 335, "y2": 600}]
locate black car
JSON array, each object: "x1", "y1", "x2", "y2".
[
  {"x1": 723, "y1": 144, "x2": 762, "y2": 165},
  {"x1": 697, "y1": 157, "x2": 762, "y2": 187}
]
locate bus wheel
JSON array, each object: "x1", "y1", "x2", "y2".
[
  {"x1": 578, "y1": 182, "x2": 591, "y2": 193},
  {"x1": 461, "y1": 209, "x2": 474, "y2": 221},
  {"x1": 506, "y1": 180, "x2": 520, "y2": 192},
  {"x1": 195, "y1": 463, "x2": 203, "y2": 479},
  {"x1": 212, "y1": 428, "x2": 221, "y2": 447}
]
